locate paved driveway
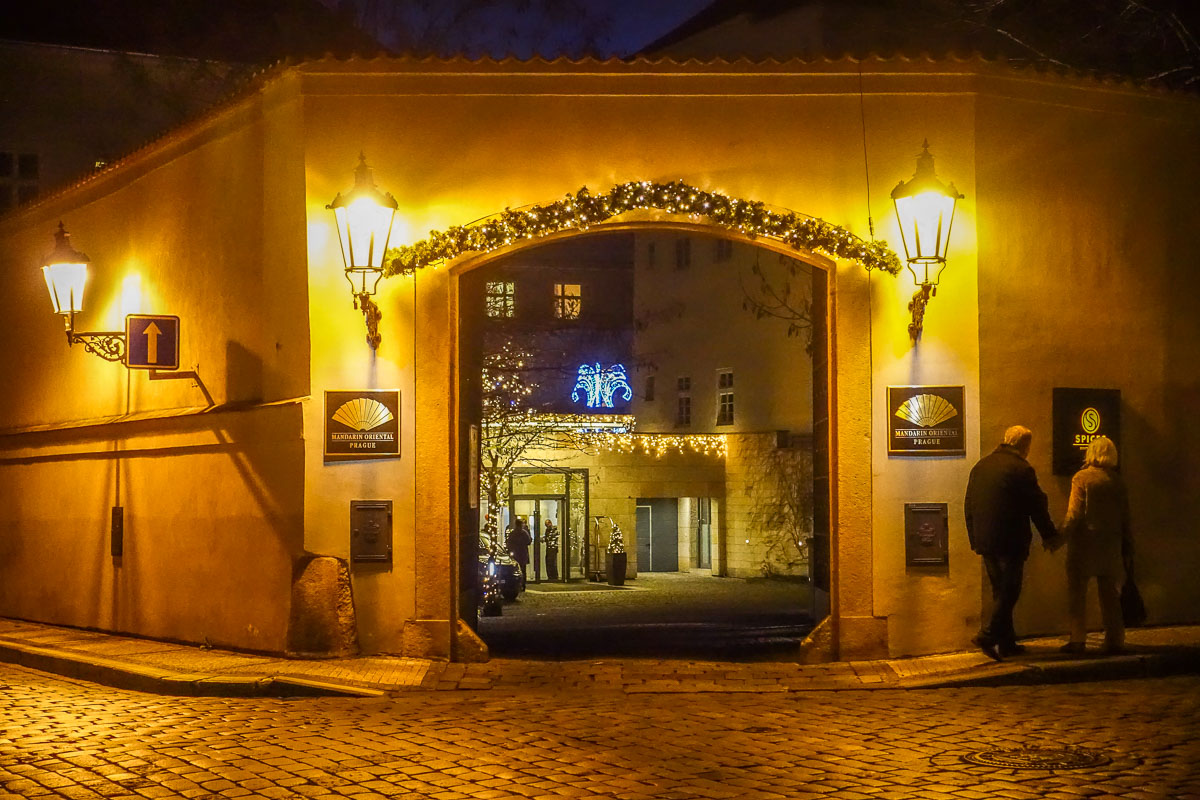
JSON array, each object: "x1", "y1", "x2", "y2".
[{"x1": 478, "y1": 572, "x2": 815, "y2": 660}]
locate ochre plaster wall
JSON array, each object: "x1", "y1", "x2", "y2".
[
  {"x1": 295, "y1": 58, "x2": 965, "y2": 658},
  {"x1": 863, "y1": 94, "x2": 982, "y2": 658},
  {"x1": 974, "y1": 81, "x2": 1200, "y2": 637},
  {"x1": 0, "y1": 77, "x2": 310, "y2": 651},
  {"x1": 302, "y1": 170, "x2": 422, "y2": 656}
]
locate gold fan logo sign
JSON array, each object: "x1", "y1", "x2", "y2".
[
  {"x1": 887, "y1": 386, "x2": 966, "y2": 456},
  {"x1": 325, "y1": 390, "x2": 400, "y2": 459}
]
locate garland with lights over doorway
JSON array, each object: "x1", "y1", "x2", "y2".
[{"x1": 381, "y1": 180, "x2": 901, "y2": 277}]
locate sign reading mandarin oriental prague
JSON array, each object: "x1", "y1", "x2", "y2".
[
  {"x1": 1052, "y1": 387, "x2": 1120, "y2": 475},
  {"x1": 887, "y1": 386, "x2": 966, "y2": 456},
  {"x1": 324, "y1": 390, "x2": 400, "y2": 460}
]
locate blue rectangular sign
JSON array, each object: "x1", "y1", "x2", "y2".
[{"x1": 125, "y1": 314, "x2": 180, "y2": 370}]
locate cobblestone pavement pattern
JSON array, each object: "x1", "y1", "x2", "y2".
[{"x1": 2, "y1": 665, "x2": 1198, "y2": 799}]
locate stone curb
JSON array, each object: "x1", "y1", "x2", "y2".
[
  {"x1": 3, "y1": 630, "x2": 1199, "y2": 697},
  {"x1": 894, "y1": 648, "x2": 1200, "y2": 689},
  {"x1": 0, "y1": 637, "x2": 384, "y2": 698}
]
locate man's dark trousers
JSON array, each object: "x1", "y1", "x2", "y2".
[{"x1": 982, "y1": 555, "x2": 1025, "y2": 647}]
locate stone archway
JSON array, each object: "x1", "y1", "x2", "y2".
[{"x1": 399, "y1": 181, "x2": 897, "y2": 662}]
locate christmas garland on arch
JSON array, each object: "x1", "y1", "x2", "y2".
[{"x1": 381, "y1": 180, "x2": 901, "y2": 277}]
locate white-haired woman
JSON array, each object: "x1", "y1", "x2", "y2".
[{"x1": 1059, "y1": 436, "x2": 1134, "y2": 654}]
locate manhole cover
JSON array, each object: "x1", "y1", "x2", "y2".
[{"x1": 962, "y1": 746, "x2": 1111, "y2": 770}]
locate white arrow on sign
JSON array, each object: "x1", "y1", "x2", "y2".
[{"x1": 142, "y1": 321, "x2": 161, "y2": 364}]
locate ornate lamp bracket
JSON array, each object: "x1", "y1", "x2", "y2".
[
  {"x1": 68, "y1": 329, "x2": 128, "y2": 362},
  {"x1": 908, "y1": 284, "x2": 934, "y2": 341},
  {"x1": 354, "y1": 292, "x2": 383, "y2": 350}
]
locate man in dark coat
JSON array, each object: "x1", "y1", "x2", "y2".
[{"x1": 965, "y1": 425, "x2": 1060, "y2": 659}]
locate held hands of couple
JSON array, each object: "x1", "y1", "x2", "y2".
[{"x1": 1043, "y1": 533, "x2": 1066, "y2": 553}]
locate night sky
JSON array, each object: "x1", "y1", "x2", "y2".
[{"x1": 329, "y1": 0, "x2": 713, "y2": 59}]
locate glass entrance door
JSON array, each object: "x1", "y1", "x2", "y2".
[
  {"x1": 510, "y1": 468, "x2": 589, "y2": 583},
  {"x1": 511, "y1": 497, "x2": 565, "y2": 583}
]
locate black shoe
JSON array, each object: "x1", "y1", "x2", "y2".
[
  {"x1": 1059, "y1": 642, "x2": 1086, "y2": 655},
  {"x1": 999, "y1": 642, "x2": 1027, "y2": 657},
  {"x1": 973, "y1": 635, "x2": 1003, "y2": 661}
]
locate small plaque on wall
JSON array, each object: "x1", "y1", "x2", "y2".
[
  {"x1": 888, "y1": 385, "x2": 966, "y2": 456},
  {"x1": 325, "y1": 390, "x2": 400, "y2": 461},
  {"x1": 905, "y1": 503, "x2": 949, "y2": 566},
  {"x1": 1052, "y1": 388, "x2": 1120, "y2": 475}
]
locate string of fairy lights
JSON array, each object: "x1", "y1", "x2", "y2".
[
  {"x1": 382, "y1": 180, "x2": 901, "y2": 277},
  {"x1": 494, "y1": 412, "x2": 729, "y2": 459}
]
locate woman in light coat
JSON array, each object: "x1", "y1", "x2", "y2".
[{"x1": 1060, "y1": 436, "x2": 1133, "y2": 654}]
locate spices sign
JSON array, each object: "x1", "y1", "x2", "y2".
[
  {"x1": 1052, "y1": 387, "x2": 1120, "y2": 475},
  {"x1": 887, "y1": 385, "x2": 966, "y2": 456},
  {"x1": 325, "y1": 390, "x2": 400, "y2": 460}
]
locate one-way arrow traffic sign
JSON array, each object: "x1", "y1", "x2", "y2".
[{"x1": 125, "y1": 314, "x2": 180, "y2": 370}]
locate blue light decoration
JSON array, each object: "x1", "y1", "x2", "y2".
[{"x1": 572, "y1": 362, "x2": 633, "y2": 409}]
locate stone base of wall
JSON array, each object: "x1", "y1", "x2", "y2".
[
  {"x1": 796, "y1": 615, "x2": 835, "y2": 664},
  {"x1": 453, "y1": 619, "x2": 490, "y2": 662},
  {"x1": 286, "y1": 555, "x2": 359, "y2": 657}
]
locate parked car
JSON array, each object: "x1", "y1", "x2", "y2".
[{"x1": 478, "y1": 538, "x2": 522, "y2": 602}]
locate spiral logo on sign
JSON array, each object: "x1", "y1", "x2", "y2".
[{"x1": 1080, "y1": 407, "x2": 1101, "y2": 435}]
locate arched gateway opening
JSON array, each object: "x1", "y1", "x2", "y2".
[{"x1": 386, "y1": 182, "x2": 900, "y2": 661}]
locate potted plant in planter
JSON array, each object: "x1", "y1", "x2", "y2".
[{"x1": 605, "y1": 523, "x2": 627, "y2": 586}]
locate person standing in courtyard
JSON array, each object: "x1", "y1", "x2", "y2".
[
  {"x1": 965, "y1": 425, "x2": 1060, "y2": 660},
  {"x1": 507, "y1": 516, "x2": 532, "y2": 591},
  {"x1": 1059, "y1": 436, "x2": 1134, "y2": 655}
]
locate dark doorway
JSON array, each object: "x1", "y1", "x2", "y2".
[{"x1": 636, "y1": 498, "x2": 679, "y2": 572}]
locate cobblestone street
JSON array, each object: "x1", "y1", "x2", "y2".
[{"x1": 2, "y1": 664, "x2": 1198, "y2": 799}]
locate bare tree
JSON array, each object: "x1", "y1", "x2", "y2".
[
  {"x1": 947, "y1": 0, "x2": 1200, "y2": 89},
  {"x1": 738, "y1": 251, "x2": 815, "y2": 352}
]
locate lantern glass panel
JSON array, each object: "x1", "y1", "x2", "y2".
[
  {"x1": 42, "y1": 262, "x2": 87, "y2": 315},
  {"x1": 334, "y1": 196, "x2": 396, "y2": 273},
  {"x1": 894, "y1": 189, "x2": 957, "y2": 267}
]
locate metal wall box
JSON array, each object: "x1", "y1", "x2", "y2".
[
  {"x1": 350, "y1": 500, "x2": 392, "y2": 563},
  {"x1": 904, "y1": 503, "x2": 949, "y2": 566}
]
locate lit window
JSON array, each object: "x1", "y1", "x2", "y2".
[
  {"x1": 674, "y1": 238, "x2": 690, "y2": 270},
  {"x1": 485, "y1": 280, "x2": 515, "y2": 318},
  {"x1": 554, "y1": 283, "x2": 581, "y2": 319},
  {"x1": 676, "y1": 376, "x2": 691, "y2": 426},
  {"x1": 644, "y1": 375, "x2": 655, "y2": 402},
  {"x1": 714, "y1": 239, "x2": 733, "y2": 261},
  {"x1": 716, "y1": 370, "x2": 734, "y2": 425}
]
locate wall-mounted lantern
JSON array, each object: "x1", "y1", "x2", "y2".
[
  {"x1": 327, "y1": 154, "x2": 398, "y2": 350},
  {"x1": 42, "y1": 222, "x2": 127, "y2": 362},
  {"x1": 891, "y1": 141, "x2": 963, "y2": 340}
]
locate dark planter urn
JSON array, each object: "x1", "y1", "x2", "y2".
[{"x1": 605, "y1": 552, "x2": 627, "y2": 586}]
